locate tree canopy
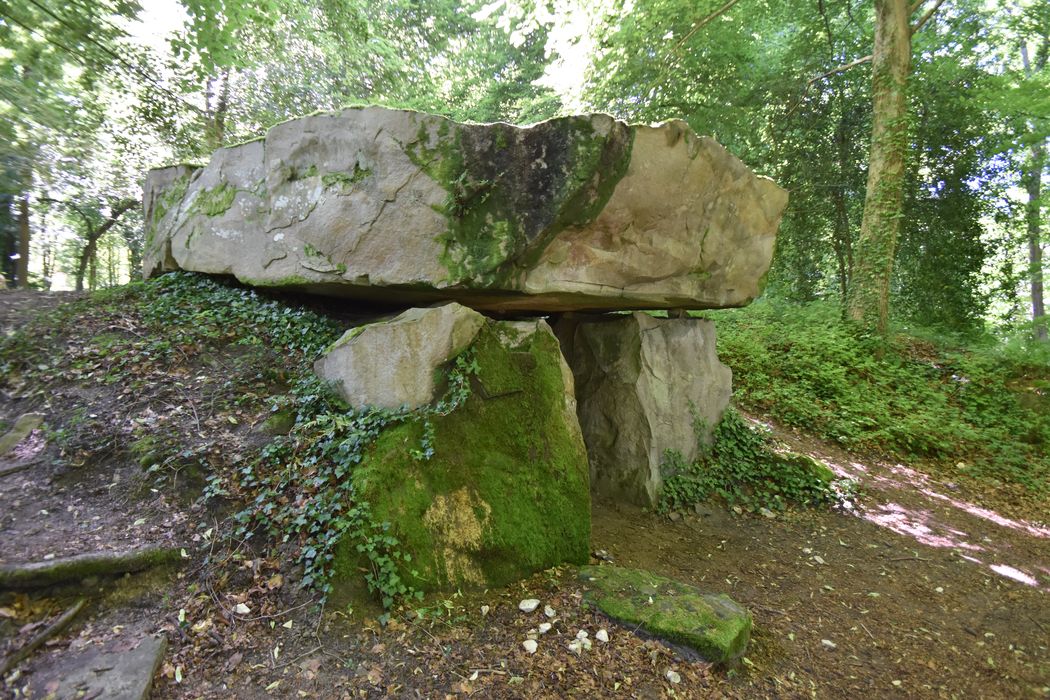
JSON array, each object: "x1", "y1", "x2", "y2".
[{"x1": 0, "y1": 0, "x2": 1045, "y2": 341}]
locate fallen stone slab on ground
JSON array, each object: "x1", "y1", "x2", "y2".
[
  {"x1": 579, "y1": 564, "x2": 751, "y2": 664},
  {"x1": 19, "y1": 633, "x2": 166, "y2": 700},
  {"x1": 143, "y1": 106, "x2": 787, "y2": 312}
]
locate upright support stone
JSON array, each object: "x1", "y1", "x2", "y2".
[
  {"x1": 315, "y1": 310, "x2": 591, "y2": 594},
  {"x1": 557, "y1": 312, "x2": 731, "y2": 507}
]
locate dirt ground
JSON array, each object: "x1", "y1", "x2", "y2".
[{"x1": 1, "y1": 289, "x2": 1047, "y2": 699}]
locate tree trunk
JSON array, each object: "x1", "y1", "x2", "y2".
[
  {"x1": 847, "y1": 0, "x2": 911, "y2": 335},
  {"x1": 16, "y1": 196, "x2": 30, "y2": 289},
  {"x1": 1024, "y1": 140, "x2": 1047, "y2": 341},
  {"x1": 1021, "y1": 43, "x2": 1047, "y2": 341},
  {"x1": 74, "y1": 200, "x2": 136, "y2": 292}
]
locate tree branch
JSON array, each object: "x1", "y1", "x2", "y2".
[
  {"x1": 671, "y1": 0, "x2": 744, "y2": 53},
  {"x1": 0, "y1": 599, "x2": 86, "y2": 676},
  {"x1": 910, "y1": 0, "x2": 947, "y2": 35}
]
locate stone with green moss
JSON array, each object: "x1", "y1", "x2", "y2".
[
  {"x1": 579, "y1": 564, "x2": 751, "y2": 665},
  {"x1": 142, "y1": 106, "x2": 787, "y2": 312},
  {"x1": 330, "y1": 318, "x2": 590, "y2": 594}
]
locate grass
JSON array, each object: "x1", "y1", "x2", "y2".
[{"x1": 704, "y1": 301, "x2": 1050, "y2": 494}]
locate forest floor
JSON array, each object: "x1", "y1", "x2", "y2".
[{"x1": 0, "y1": 287, "x2": 1047, "y2": 699}]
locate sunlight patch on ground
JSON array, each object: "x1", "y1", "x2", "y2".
[{"x1": 791, "y1": 449, "x2": 1049, "y2": 591}]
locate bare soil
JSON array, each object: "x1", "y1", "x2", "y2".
[{"x1": 1, "y1": 289, "x2": 1047, "y2": 700}]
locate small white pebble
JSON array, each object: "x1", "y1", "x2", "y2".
[
  {"x1": 522, "y1": 639, "x2": 538, "y2": 654},
  {"x1": 538, "y1": 622, "x2": 552, "y2": 635},
  {"x1": 821, "y1": 639, "x2": 837, "y2": 650},
  {"x1": 576, "y1": 630, "x2": 588, "y2": 640},
  {"x1": 518, "y1": 599, "x2": 540, "y2": 613},
  {"x1": 567, "y1": 639, "x2": 583, "y2": 655},
  {"x1": 596, "y1": 629, "x2": 609, "y2": 643},
  {"x1": 544, "y1": 605, "x2": 556, "y2": 618},
  {"x1": 480, "y1": 605, "x2": 490, "y2": 616},
  {"x1": 666, "y1": 669, "x2": 681, "y2": 684}
]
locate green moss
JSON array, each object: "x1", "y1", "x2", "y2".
[
  {"x1": 405, "y1": 115, "x2": 634, "y2": 287},
  {"x1": 579, "y1": 565, "x2": 752, "y2": 665},
  {"x1": 194, "y1": 182, "x2": 237, "y2": 217},
  {"x1": 333, "y1": 323, "x2": 590, "y2": 592},
  {"x1": 147, "y1": 174, "x2": 191, "y2": 249},
  {"x1": 322, "y1": 164, "x2": 372, "y2": 192}
]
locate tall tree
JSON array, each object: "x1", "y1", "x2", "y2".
[
  {"x1": 847, "y1": 0, "x2": 915, "y2": 333},
  {"x1": 1020, "y1": 34, "x2": 1047, "y2": 340}
]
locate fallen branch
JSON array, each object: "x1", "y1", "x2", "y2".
[
  {"x1": 0, "y1": 598, "x2": 87, "y2": 676},
  {"x1": 0, "y1": 546, "x2": 183, "y2": 590}
]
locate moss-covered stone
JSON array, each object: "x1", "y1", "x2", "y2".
[
  {"x1": 194, "y1": 181, "x2": 236, "y2": 217},
  {"x1": 332, "y1": 321, "x2": 590, "y2": 593},
  {"x1": 579, "y1": 564, "x2": 752, "y2": 665},
  {"x1": 322, "y1": 165, "x2": 372, "y2": 192},
  {"x1": 406, "y1": 115, "x2": 634, "y2": 287}
]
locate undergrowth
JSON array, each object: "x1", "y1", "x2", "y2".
[
  {"x1": 705, "y1": 301, "x2": 1050, "y2": 493},
  {"x1": 660, "y1": 408, "x2": 848, "y2": 514},
  {"x1": 212, "y1": 352, "x2": 478, "y2": 608},
  {"x1": 0, "y1": 272, "x2": 467, "y2": 608}
]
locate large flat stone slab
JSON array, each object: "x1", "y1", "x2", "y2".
[
  {"x1": 579, "y1": 565, "x2": 751, "y2": 664},
  {"x1": 21, "y1": 634, "x2": 166, "y2": 700},
  {"x1": 143, "y1": 107, "x2": 787, "y2": 312}
]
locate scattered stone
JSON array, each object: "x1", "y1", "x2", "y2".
[
  {"x1": 144, "y1": 107, "x2": 786, "y2": 313},
  {"x1": 592, "y1": 549, "x2": 614, "y2": 562},
  {"x1": 759, "y1": 507, "x2": 776, "y2": 519},
  {"x1": 480, "y1": 605, "x2": 490, "y2": 616},
  {"x1": 668, "y1": 511, "x2": 681, "y2": 522},
  {"x1": 20, "y1": 634, "x2": 166, "y2": 700},
  {"x1": 821, "y1": 639, "x2": 837, "y2": 650},
  {"x1": 567, "y1": 639, "x2": 584, "y2": 655},
  {"x1": 596, "y1": 629, "x2": 609, "y2": 643},
  {"x1": 522, "y1": 639, "x2": 538, "y2": 654},
  {"x1": 314, "y1": 302, "x2": 485, "y2": 410},
  {"x1": 558, "y1": 313, "x2": 731, "y2": 506},
  {"x1": 544, "y1": 605, "x2": 557, "y2": 618},
  {"x1": 519, "y1": 599, "x2": 541, "y2": 613},
  {"x1": 579, "y1": 565, "x2": 751, "y2": 664},
  {"x1": 0, "y1": 413, "x2": 44, "y2": 455},
  {"x1": 666, "y1": 669, "x2": 682, "y2": 684},
  {"x1": 330, "y1": 319, "x2": 590, "y2": 594},
  {"x1": 538, "y1": 623, "x2": 552, "y2": 635}
]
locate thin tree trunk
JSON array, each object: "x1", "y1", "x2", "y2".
[
  {"x1": 1021, "y1": 43, "x2": 1047, "y2": 341},
  {"x1": 16, "y1": 196, "x2": 29, "y2": 289},
  {"x1": 1025, "y1": 140, "x2": 1047, "y2": 340},
  {"x1": 847, "y1": 0, "x2": 911, "y2": 335},
  {"x1": 74, "y1": 201, "x2": 136, "y2": 292}
]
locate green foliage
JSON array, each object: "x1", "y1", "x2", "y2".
[
  {"x1": 220, "y1": 351, "x2": 479, "y2": 606},
  {"x1": 708, "y1": 301, "x2": 1050, "y2": 492},
  {"x1": 661, "y1": 409, "x2": 839, "y2": 514}
]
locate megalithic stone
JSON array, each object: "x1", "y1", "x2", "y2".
[
  {"x1": 555, "y1": 312, "x2": 732, "y2": 507},
  {"x1": 143, "y1": 107, "x2": 787, "y2": 312}
]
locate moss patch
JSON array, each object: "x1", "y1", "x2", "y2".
[
  {"x1": 322, "y1": 164, "x2": 372, "y2": 192},
  {"x1": 194, "y1": 182, "x2": 237, "y2": 217},
  {"x1": 333, "y1": 322, "x2": 590, "y2": 593},
  {"x1": 406, "y1": 115, "x2": 634, "y2": 287},
  {"x1": 579, "y1": 564, "x2": 752, "y2": 665}
]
